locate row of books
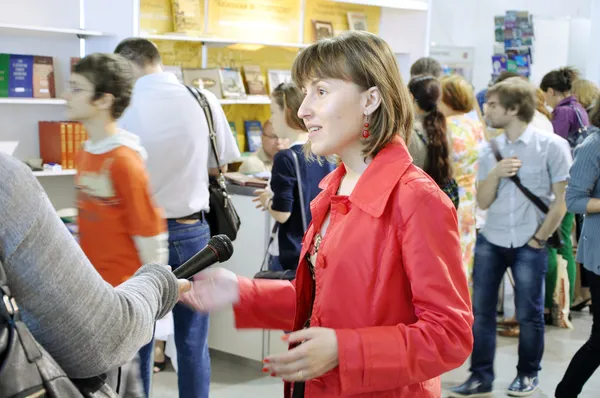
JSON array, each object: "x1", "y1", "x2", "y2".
[
  {"x1": 166, "y1": 65, "x2": 292, "y2": 100},
  {"x1": 0, "y1": 54, "x2": 56, "y2": 98},
  {"x1": 39, "y1": 121, "x2": 88, "y2": 170}
]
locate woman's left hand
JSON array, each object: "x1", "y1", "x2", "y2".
[
  {"x1": 253, "y1": 188, "x2": 273, "y2": 211},
  {"x1": 262, "y1": 327, "x2": 339, "y2": 381}
]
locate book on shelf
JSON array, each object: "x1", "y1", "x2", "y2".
[
  {"x1": 171, "y1": 0, "x2": 203, "y2": 34},
  {"x1": 39, "y1": 121, "x2": 88, "y2": 170},
  {"x1": 33, "y1": 56, "x2": 55, "y2": 98},
  {"x1": 229, "y1": 121, "x2": 240, "y2": 150},
  {"x1": 224, "y1": 172, "x2": 268, "y2": 189},
  {"x1": 9, "y1": 55, "x2": 33, "y2": 98},
  {"x1": 0, "y1": 54, "x2": 9, "y2": 98},
  {"x1": 242, "y1": 65, "x2": 267, "y2": 95},
  {"x1": 244, "y1": 120, "x2": 262, "y2": 153}
]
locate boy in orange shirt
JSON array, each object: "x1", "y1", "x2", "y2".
[{"x1": 67, "y1": 53, "x2": 167, "y2": 395}]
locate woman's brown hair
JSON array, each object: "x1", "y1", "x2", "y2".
[
  {"x1": 292, "y1": 30, "x2": 413, "y2": 158},
  {"x1": 440, "y1": 75, "x2": 475, "y2": 113},
  {"x1": 271, "y1": 83, "x2": 306, "y2": 131},
  {"x1": 408, "y1": 75, "x2": 452, "y2": 186},
  {"x1": 540, "y1": 67, "x2": 579, "y2": 93},
  {"x1": 536, "y1": 88, "x2": 552, "y2": 121},
  {"x1": 590, "y1": 97, "x2": 600, "y2": 128}
]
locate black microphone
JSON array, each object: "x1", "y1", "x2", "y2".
[{"x1": 173, "y1": 235, "x2": 234, "y2": 280}]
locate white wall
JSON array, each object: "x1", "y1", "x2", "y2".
[
  {"x1": 430, "y1": 0, "x2": 593, "y2": 91},
  {"x1": 380, "y1": 8, "x2": 429, "y2": 67}
]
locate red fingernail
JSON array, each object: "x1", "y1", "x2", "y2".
[
  {"x1": 263, "y1": 359, "x2": 270, "y2": 363},
  {"x1": 281, "y1": 335, "x2": 289, "y2": 341},
  {"x1": 271, "y1": 372, "x2": 277, "y2": 377},
  {"x1": 262, "y1": 367, "x2": 269, "y2": 373}
]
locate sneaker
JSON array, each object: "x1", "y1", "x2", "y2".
[
  {"x1": 506, "y1": 375, "x2": 539, "y2": 397},
  {"x1": 448, "y1": 376, "x2": 493, "y2": 397}
]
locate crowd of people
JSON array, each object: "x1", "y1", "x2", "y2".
[{"x1": 1, "y1": 30, "x2": 599, "y2": 398}]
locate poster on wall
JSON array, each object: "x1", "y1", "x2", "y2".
[
  {"x1": 491, "y1": 10, "x2": 534, "y2": 80},
  {"x1": 206, "y1": 0, "x2": 301, "y2": 44},
  {"x1": 429, "y1": 46, "x2": 475, "y2": 84}
]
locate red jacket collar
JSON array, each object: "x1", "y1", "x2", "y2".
[{"x1": 316, "y1": 136, "x2": 413, "y2": 218}]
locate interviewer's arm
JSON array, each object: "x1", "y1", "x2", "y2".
[
  {"x1": 566, "y1": 139, "x2": 600, "y2": 214},
  {"x1": 0, "y1": 154, "x2": 179, "y2": 379}
]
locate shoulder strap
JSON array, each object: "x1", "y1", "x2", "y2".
[
  {"x1": 490, "y1": 139, "x2": 550, "y2": 214},
  {"x1": 569, "y1": 105, "x2": 587, "y2": 130},
  {"x1": 185, "y1": 86, "x2": 223, "y2": 171},
  {"x1": 290, "y1": 150, "x2": 308, "y2": 231}
]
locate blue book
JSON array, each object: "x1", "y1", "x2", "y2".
[
  {"x1": 244, "y1": 120, "x2": 263, "y2": 152},
  {"x1": 9, "y1": 54, "x2": 33, "y2": 97}
]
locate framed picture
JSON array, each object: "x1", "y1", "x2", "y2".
[
  {"x1": 312, "y1": 20, "x2": 334, "y2": 41},
  {"x1": 347, "y1": 12, "x2": 368, "y2": 31},
  {"x1": 267, "y1": 70, "x2": 292, "y2": 93},
  {"x1": 182, "y1": 68, "x2": 222, "y2": 98},
  {"x1": 219, "y1": 68, "x2": 247, "y2": 98}
]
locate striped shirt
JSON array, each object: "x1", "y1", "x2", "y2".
[
  {"x1": 566, "y1": 126, "x2": 600, "y2": 275},
  {"x1": 477, "y1": 126, "x2": 572, "y2": 248}
]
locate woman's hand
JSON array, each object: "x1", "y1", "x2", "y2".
[
  {"x1": 262, "y1": 328, "x2": 339, "y2": 381},
  {"x1": 179, "y1": 267, "x2": 240, "y2": 312},
  {"x1": 253, "y1": 188, "x2": 273, "y2": 211}
]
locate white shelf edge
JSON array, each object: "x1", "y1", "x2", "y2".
[
  {"x1": 33, "y1": 169, "x2": 77, "y2": 177},
  {"x1": 330, "y1": 0, "x2": 428, "y2": 10},
  {"x1": 220, "y1": 97, "x2": 271, "y2": 105},
  {"x1": 0, "y1": 98, "x2": 66, "y2": 105},
  {"x1": 0, "y1": 23, "x2": 104, "y2": 37},
  {"x1": 141, "y1": 34, "x2": 309, "y2": 49}
]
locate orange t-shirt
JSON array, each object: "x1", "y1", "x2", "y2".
[{"x1": 76, "y1": 146, "x2": 165, "y2": 287}]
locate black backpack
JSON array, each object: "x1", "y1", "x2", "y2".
[{"x1": 0, "y1": 260, "x2": 118, "y2": 398}]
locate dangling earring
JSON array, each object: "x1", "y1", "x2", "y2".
[{"x1": 362, "y1": 114, "x2": 370, "y2": 139}]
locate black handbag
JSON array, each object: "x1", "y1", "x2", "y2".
[
  {"x1": 0, "y1": 260, "x2": 118, "y2": 398},
  {"x1": 490, "y1": 140, "x2": 563, "y2": 249},
  {"x1": 186, "y1": 86, "x2": 241, "y2": 241},
  {"x1": 566, "y1": 105, "x2": 590, "y2": 150},
  {"x1": 254, "y1": 150, "x2": 307, "y2": 281}
]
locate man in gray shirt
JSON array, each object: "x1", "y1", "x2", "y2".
[{"x1": 451, "y1": 79, "x2": 572, "y2": 397}]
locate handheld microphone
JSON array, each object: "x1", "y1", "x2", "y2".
[{"x1": 173, "y1": 234, "x2": 234, "y2": 280}]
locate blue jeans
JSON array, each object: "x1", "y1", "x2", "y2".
[
  {"x1": 470, "y1": 234, "x2": 548, "y2": 385},
  {"x1": 139, "y1": 218, "x2": 211, "y2": 398}
]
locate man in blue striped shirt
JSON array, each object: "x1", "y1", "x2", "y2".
[{"x1": 451, "y1": 79, "x2": 572, "y2": 397}]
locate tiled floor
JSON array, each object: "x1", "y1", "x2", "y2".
[{"x1": 152, "y1": 311, "x2": 599, "y2": 397}]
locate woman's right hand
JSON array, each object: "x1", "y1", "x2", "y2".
[{"x1": 179, "y1": 267, "x2": 240, "y2": 313}]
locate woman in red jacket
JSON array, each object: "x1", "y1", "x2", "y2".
[{"x1": 182, "y1": 31, "x2": 473, "y2": 398}]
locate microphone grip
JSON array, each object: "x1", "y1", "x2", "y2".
[{"x1": 173, "y1": 247, "x2": 218, "y2": 280}]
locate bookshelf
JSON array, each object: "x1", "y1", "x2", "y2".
[
  {"x1": 0, "y1": 23, "x2": 104, "y2": 38},
  {"x1": 141, "y1": 33, "x2": 309, "y2": 49},
  {"x1": 0, "y1": 98, "x2": 66, "y2": 105},
  {"x1": 33, "y1": 169, "x2": 77, "y2": 177}
]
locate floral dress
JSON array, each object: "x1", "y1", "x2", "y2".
[{"x1": 447, "y1": 114, "x2": 485, "y2": 287}]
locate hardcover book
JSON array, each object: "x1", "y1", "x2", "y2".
[
  {"x1": 244, "y1": 120, "x2": 262, "y2": 153},
  {"x1": 0, "y1": 54, "x2": 9, "y2": 97},
  {"x1": 9, "y1": 54, "x2": 33, "y2": 98},
  {"x1": 33, "y1": 56, "x2": 55, "y2": 98}
]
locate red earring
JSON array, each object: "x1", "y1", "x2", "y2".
[{"x1": 362, "y1": 114, "x2": 370, "y2": 139}]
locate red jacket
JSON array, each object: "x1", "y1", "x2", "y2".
[{"x1": 234, "y1": 137, "x2": 473, "y2": 397}]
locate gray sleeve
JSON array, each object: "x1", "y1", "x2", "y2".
[
  {"x1": 566, "y1": 138, "x2": 600, "y2": 214},
  {"x1": 547, "y1": 136, "x2": 573, "y2": 183},
  {"x1": 0, "y1": 154, "x2": 179, "y2": 378}
]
